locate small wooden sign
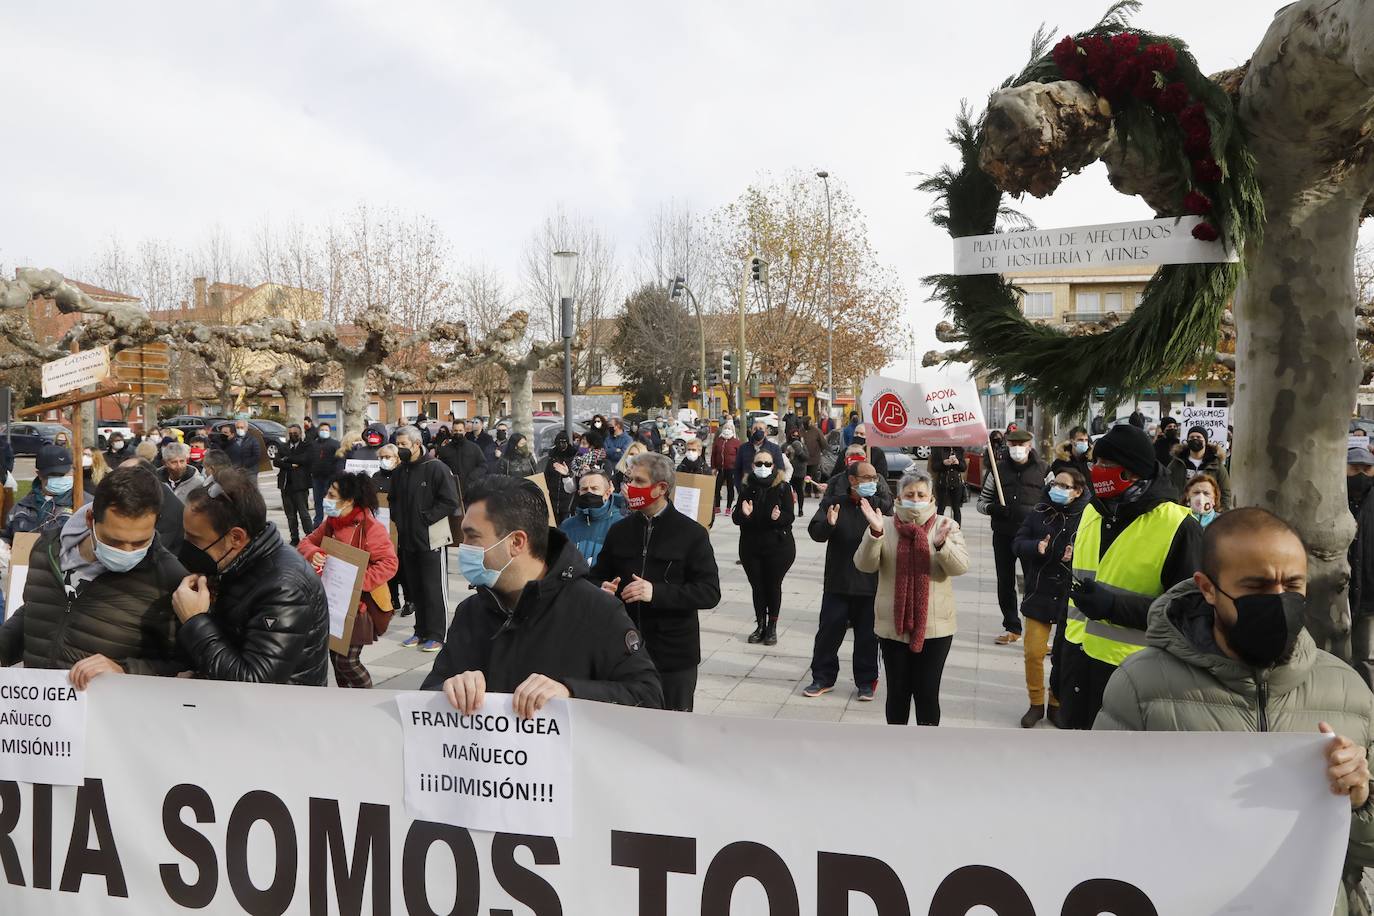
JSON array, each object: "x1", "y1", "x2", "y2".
[{"x1": 673, "y1": 472, "x2": 717, "y2": 528}]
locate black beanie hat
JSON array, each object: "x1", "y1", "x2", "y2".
[
  {"x1": 1093, "y1": 424, "x2": 1157, "y2": 479},
  {"x1": 1187, "y1": 425, "x2": 1209, "y2": 440}
]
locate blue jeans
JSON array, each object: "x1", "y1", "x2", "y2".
[{"x1": 311, "y1": 477, "x2": 331, "y2": 527}]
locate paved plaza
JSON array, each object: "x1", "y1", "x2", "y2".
[{"x1": 256, "y1": 475, "x2": 1032, "y2": 728}]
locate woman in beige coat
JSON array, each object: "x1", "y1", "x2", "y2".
[{"x1": 856, "y1": 467, "x2": 969, "y2": 725}]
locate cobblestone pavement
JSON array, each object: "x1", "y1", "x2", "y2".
[{"x1": 260, "y1": 478, "x2": 1033, "y2": 728}]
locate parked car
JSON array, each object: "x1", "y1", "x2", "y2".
[
  {"x1": 162, "y1": 415, "x2": 232, "y2": 439},
  {"x1": 496, "y1": 416, "x2": 587, "y2": 461},
  {"x1": 875, "y1": 446, "x2": 914, "y2": 497},
  {"x1": 0, "y1": 422, "x2": 70, "y2": 456},
  {"x1": 248, "y1": 419, "x2": 290, "y2": 461},
  {"x1": 96, "y1": 419, "x2": 131, "y2": 449}
]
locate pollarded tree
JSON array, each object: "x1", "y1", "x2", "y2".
[{"x1": 923, "y1": 1, "x2": 1374, "y2": 657}]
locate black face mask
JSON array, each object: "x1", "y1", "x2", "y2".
[
  {"x1": 576, "y1": 493, "x2": 605, "y2": 511},
  {"x1": 397, "y1": 447, "x2": 413, "y2": 464},
  {"x1": 852, "y1": 436, "x2": 866, "y2": 447},
  {"x1": 496, "y1": 430, "x2": 507, "y2": 442},
  {"x1": 1350, "y1": 475, "x2": 1374, "y2": 503},
  {"x1": 179, "y1": 533, "x2": 227, "y2": 580},
  {"x1": 1216, "y1": 588, "x2": 1306, "y2": 669},
  {"x1": 1188, "y1": 438, "x2": 1206, "y2": 452},
  {"x1": 289, "y1": 434, "x2": 300, "y2": 443},
  {"x1": 751, "y1": 429, "x2": 765, "y2": 443}
]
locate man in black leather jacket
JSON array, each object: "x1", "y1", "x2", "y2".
[{"x1": 172, "y1": 467, "x2": 330, "y2": 685}]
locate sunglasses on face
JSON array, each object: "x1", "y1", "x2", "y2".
[{"x1": 754, "y1": 461, "x2": 773, "y2": 468}]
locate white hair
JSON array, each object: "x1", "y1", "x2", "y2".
[
  {"x1": 395, "y1": 425, "x2": 423, "y2": 444},
  {"x1": 161, "y1": 441, "x2": 190, "y2": 461}
]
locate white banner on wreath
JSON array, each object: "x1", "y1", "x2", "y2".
[
  {"x1": 861, "y1": 372, "x2": 991, "y2": 447},
  {"x1": 0, "y1": 676, "x2": 1349, "y2": 914},
  {"x1": 952, "y1": 216, "x2": 1237, "y2": 275}
]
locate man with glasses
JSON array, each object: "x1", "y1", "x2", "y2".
[
  {"x1": 172, "y1": 467, "x2": 330, "y2": 685},
  {"x1": 804, "y1": 456, "x2": 892, "y2": 700}
]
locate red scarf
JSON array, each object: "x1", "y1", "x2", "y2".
[
  {"x1": 892, "y1": 514, "x2": 937, "y2": 652},
  {"x1": 325, "y1": 507, "x2": 366, "y2": 545}
]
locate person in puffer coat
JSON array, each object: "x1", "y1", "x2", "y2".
[
  {"x1": 1097, "y1": 508, "x2": 1374, "y2": 916},
  {"x1": 1012, "y1": 468, "x2": 1090, "y2": 728},
  {"x1": 0, "y1": 465, "x2": 186, "y2": 682},
  {"x1": 173, "y1": 468, "x2": 331, "y2": 686}
]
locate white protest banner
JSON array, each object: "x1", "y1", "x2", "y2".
[
  {"x1": 1351, "y1": 435, "x2": 1371, "y2": 452},
  {"x1": 861, "y1": 371, "x2": 989, "y2": 447},
  {"x1": 396, "y1": 691, "x2": 572, "y2": 837},
  {"x1": 952, "y1": 216, "x2": 1236, "y2": 275},
  {"x1": 1181, "y1": 405, "x2": 1230, "y2": 443},
  {"x1": 0, "y1": 675, "x2": 1350, "y2": 914},
  {"x1": 343, "y1": 458, "x2": 379, "y2": 476},
  {"x1": 40, "y1": 346, "x2": 110, "y2": 398},
  {"x1": 0, "y1": 668, "x2": 86, "y2": 786}
]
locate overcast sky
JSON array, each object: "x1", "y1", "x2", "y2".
[{"x1": 2, "y1": 1, "x2": 1294, "y2": 371}]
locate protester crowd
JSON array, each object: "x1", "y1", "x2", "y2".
[{"x1": 2, "y1": 405, "x2": 1373, "y2": 910}]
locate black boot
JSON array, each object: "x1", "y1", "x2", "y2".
[
  {"x1": 763, "y1": 617, "x2": 778, "y2": 646},
  {"x1": 747, "y1": 616, "x2": 766, "y2": 644}
]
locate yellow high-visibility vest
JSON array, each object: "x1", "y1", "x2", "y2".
[{"x1": 1067, "y1": 500, "x2": 1191, "y2": 666}]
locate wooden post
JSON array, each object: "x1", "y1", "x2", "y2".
[
  {"x1": 986, "y1": 436, "x2": 1007, "y2": 507},
  {"x1": 70, "y1": 343, "x2": 84, "y2": 508}
]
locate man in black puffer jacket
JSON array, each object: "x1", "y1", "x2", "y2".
[
  {"x1": 0, "y1": 465, "x2": 186, "y2": 685},
  {"x1": 423, "y1": 477, "x2": 662, "y2": 711},
  {"x1": 173, "y1": 468, "x2": 330, "y2": 686}
]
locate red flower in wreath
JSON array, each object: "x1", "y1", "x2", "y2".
[
  {"x1": 1184, "y1": 191, "x2": 1214, "y2": 215},
  {"x1": 1132, "y1": 64, "x2": 1160, "y2": 100},
  {"x1": 1052, "y1": 36, "x2": 1085, "y2": 81},
  {"x1": 1155, "y1": 81, "x2": 1191, "y2": 114},
  {"x1": 1080, "y1": 35, "x2": 1114, "y2": 81},
  {"x1": 1183, "y1": 125, "x2": 1212, "y2": 156},
  {"x1": 1143, "y1": 42, "x2": 1178, "y2": 73},
  {"x1": 1178, "y1": 102, "x2": 1208, "y2": 132},
  {"x1": 1193, "y1": 158, "x2": 1224, "y2": 183},
  {"x1": 1101, "y1": 57, "x2": 1143, "y2": 101},
  {"x1": 1110, "y1": 32, "x2": 1141, "y2": 56},
  {"x1": 1192, "y1": 222, "x2": 1220, "y2": 242}
]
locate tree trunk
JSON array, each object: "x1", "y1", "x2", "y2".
[
  {"x1": 506, "y1": 362, "x2": 535, "y2": 440},
  {"x1": 1231, "y1": 0, "x2": 1374, "y2": 660},
  {"x1": 341, "y1": 361, "x2": 369, "y2": 435},
  {"x1": 282, "y1": 383, "x2": 307, "y2": 428}
]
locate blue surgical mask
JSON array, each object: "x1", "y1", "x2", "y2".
[
  {"x1": 1194, "y1": 509, "x2": 1218, "y2": 527},
  {"x1": 322, "y1": 497, "x2": 341, "y2": 518},
  {"x1": 899, "y1": 499, "x2": 930, "y2": 511},
  {"x1": 856, "y1": 481, "x2": 879, "y2": 498},
  {"x1": 1073, "y1": 441, "x2": 1090, "y2": 455},
  {"x1": 457, "y1": 533, "x2": 514, "y2": 589},
  {"x1": 1049, "y1": 486, "x2": 1073, "y2": 505},
  {"x1": 93, "y1": 530, "x2": 150, "y2": 573},
  {"x1": 318, "y1": 429, "x2": 331, "y2": 440},
  {"x1": 44, "y1": 475, "x2": 73, "y2": 496}
]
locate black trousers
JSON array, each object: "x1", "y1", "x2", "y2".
[
  {"x1": 659, "y1": 667, "x2": 697, "y2": 712},
  {"x1": 790, "y1": 476, "x2": 807, "y2": 515},
  {"x1": 714, "y1": 470, "x2": 735, "y2": 510},
  {"x1": 281, "y1": 488, "x2": 312, "y2": 542},
  {"x1": 935, "y1": 487, "x2": 962, "y2": 526},
  {"x1": 880, "y1": 635, "x2": 954, "y2": 725},
  {"x1": 400, "y1": 547, "x2": 446, "y2": 643},
  {"x1": 810, "y1": 593, "x2": 879, "y2": 688},
  {"x1": 739, "y1": 535, "x2": 796, "y2": 621},
  {"x1": 1055, "y1": 642, "x2": 1116, "y2": 729},
  {"x1": 991, "y1": 528, "x2": 1023, "y2": 634}
]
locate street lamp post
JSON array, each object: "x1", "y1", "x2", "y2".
[
  {"x1": 817, "y1": 170, "x2": 833, "y2": 425},
  {"x1": 670, "y1": 276, "x2": 709, "y2": 420},
  {"x1": 553, "y1": 250, "x2": 579, "y2": 440}
]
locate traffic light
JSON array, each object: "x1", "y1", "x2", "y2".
[
  {"x1": 669, "y1": 276, "x2": 686, "y2": 300},
  {"x1": 749, "y1": 257, "x2": 768, "y2": 284},
  {"x1": 748, "y1": 374, "x2": 760, "y2": 398},
  {"x1": 721, "y1": 351, "x2": 734, "y2": 384},
  {"x1": 691, "y1": 382, "x2": 700, "y2": 396},
  {"x1": 707, "y1": 368, "x2": 720, "y2": 388}
]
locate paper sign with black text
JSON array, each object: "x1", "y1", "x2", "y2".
[
  {"x1": 396, "y1": 691, "x2": 572, "y2": 837},
  {"x1": 1180, "y1": 406, "x2": 1230, "y2": 444},
  {"x1": 0, "y1": 668, "x2": 86, "y2": 785}
]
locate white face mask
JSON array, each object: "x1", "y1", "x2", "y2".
[
  {"x1": 380, "y1": 458, "x2": 397, "y2": 471},
  {"x1": 1009, "y1": 446, "x2": 1029, "y2": 462}
]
